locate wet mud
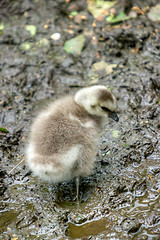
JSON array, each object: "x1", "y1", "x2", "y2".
[{"x1": 0, "y1": 0, "x2": 160, "y2": 239}]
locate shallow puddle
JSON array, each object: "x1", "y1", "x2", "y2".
[
  {"x1": 67, "y1": 218, "x2": 108, "y2": 238},
  {"x1": 0, "y1": 0, "x2": 160, "y2": 239},
  {"x1": 0, "y1": 209, "x2": 20, "y2": 234}
]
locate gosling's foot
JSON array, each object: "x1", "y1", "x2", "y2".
[{"x1": 73, "y1": 176, "x2": 80, "y2": 202}]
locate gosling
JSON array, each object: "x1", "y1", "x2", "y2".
[{"x1": 26, "y1": 85, "x2": 119, "y2": 200}]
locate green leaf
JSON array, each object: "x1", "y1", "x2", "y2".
[
  {"x1": 0, "y1": 23, "x2": 4, "y2": 30},
  {"x1": 25, "y1": 25, "x2": 37, "y2": 36},
  {"x1": 88, "y1": 0, "x2": 116, "y2": 19},
  {"x1": 148, "y1": 4, "x2": 160, "y2": 21},
  {"x1": 0, "y1": 127, "x2": 9, "y2": 133},
  {"x1": 0, "y1": 23, "x2": 4, "y2": 34},
  {"x1": 63, "y1": 34, "x2": 85, "y2": 56},
  {"x1": 106, "y1": 10, "x2": 130, "y2": 23},
  {"x1": 21, "y1": 42, "x2": 32, "y2": 51},
  {"x1": 70, "y1": 11, "x2": 78, "y2": 16}
]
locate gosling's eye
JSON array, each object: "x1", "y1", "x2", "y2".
[{"x1": 101, "y1": 106, "x2": 111, "y2": 112}]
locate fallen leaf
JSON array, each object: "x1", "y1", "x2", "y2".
[
  {"x1": 63, "y1": 34, "x2": 85, "y2": 56},
  {"x1": 25, "y1": 25, "x2": 37, "y2": 36},
  {"x1": 88, "y1": 0, "x2": 116, "y2": 19},
  {"x1": 20, "y1": 42, "x2": 32, "y2": 51},
  {"x1": 92, "y1": 61, "x2": 117, "y2": 74},
  {"x1": 70, "y1": 11, "x2": 78, "y2": 16},
  {"x1": 0, "y1": 22, "x2": 4, "y2": 34},
  {"x1": 148, "y1": 4, "x2": 160, "y2": 21},
  {"x1": 0, "y1": 127, "x2": 9, "y2": 133},
  {"x1": 0, "y1": 23, "x2": 4, "y2": 30},
  {"x1": 106, "y1": 10, "x2": 132, "y2": 23}
]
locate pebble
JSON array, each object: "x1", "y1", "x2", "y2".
[{"x1": 50, "y1": 33, "x2": 61, "y2": 41}]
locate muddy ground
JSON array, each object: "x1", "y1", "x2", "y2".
[{"x1": 0, "y1": 0, "x2": 160, "y2": 239}]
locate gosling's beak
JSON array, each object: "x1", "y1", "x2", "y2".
[{"x1": 109, "y1": 112, "x2": 119, "y2": 122}]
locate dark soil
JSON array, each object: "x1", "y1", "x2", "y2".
[{"x1": 0, "y1": 0, "x2": 160, "y2": 239}]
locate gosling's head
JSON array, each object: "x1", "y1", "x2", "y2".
[{"x1": 74, "y1": 85, "x2": 119, "y2": 121}]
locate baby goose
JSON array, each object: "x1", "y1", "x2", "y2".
[{"x1": 26, "y1": 85, "x2": 119, "y2": 200}]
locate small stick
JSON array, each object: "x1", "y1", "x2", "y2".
[{"x1": 8, "y1": 157, "x2": 25, "y2": 175}]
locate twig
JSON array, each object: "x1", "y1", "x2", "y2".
[{"x1": 8, "y1": 157, "x2": 25, "y2": 175}]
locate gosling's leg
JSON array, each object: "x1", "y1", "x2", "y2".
[{"x1": 75, "y1": 176, "x2": 80, "y2": 201}]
